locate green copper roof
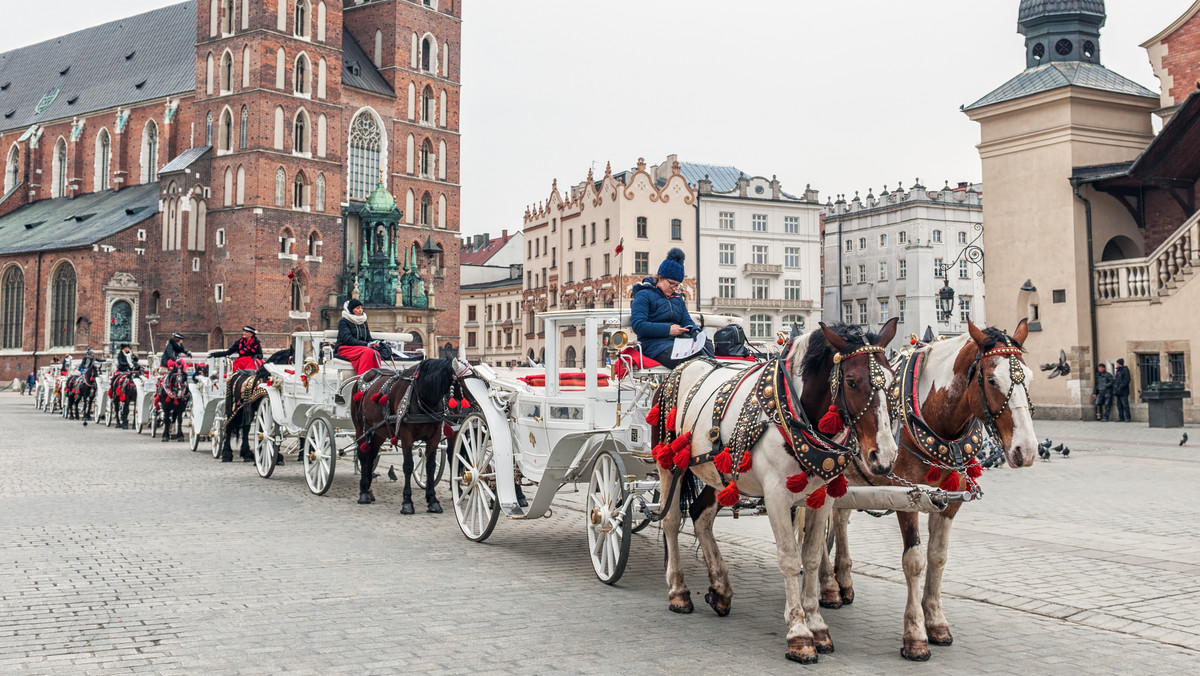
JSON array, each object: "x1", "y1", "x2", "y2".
[{"x1": 363, "y1": 183, "x2": 398, "y2": 214}]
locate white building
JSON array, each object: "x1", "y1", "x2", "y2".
[
  {"x1": 460, "y1": 231, "x2": 524, "y2": 367},
  {"x1": 695, "y1": 170, "x2": 823, "y2": 341},
  {"x1": 822, "y1": 181, "x2": 985, "y2": 339}
]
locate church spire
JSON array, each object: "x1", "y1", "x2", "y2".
[{"x1": 1018, "y1": 0, "x2": 1106, "y2": 68}]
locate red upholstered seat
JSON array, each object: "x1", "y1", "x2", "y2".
[
  {"x1": 518, "y1": 372, "x2": 611, "y2": 388},
  {"x1": 612, "y1": 348, "x2": 663, "y2": 379}
]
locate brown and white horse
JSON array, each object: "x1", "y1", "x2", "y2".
[
  {"x1": 815, "y1": 319, "x2": 1037, "y2": 661},
  {"x1": 653, "y1": 319, "x2": 900, "y2": 664}
]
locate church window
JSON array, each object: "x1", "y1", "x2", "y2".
[
  {"x1": 420, "y1": 192, "x2": 431, "y2": 227},
  {"x1": 1055, "y1": 39, "x2": 1073, "y2": 56},
  {"x1": 439, "y1": 89, "x2": 447, "y2": 127},
  {"x1": 223, "y1": 168, "x2": 233, "y2": 206},
  {"x1": 317, "y1": 57, "x2": 327, "y2": 98},
  {"x1": 293, "y1": 173, "x2": 306, "y2": 209},
  {"x1": 308, "y1": 231, "x2": 320, "y2": 257},
  {"x1": 421, "y1": 86, "x2": 433, "y2": 124},
  {"x1": 205, "y1": 112, "x2": 213, "y2": 146},
  {"x1": 206, "y1": 53, "x2": 214, "y2": 95},
  {"x1": 275, "y1": 48, "x2": 286, "y2": 89},
  {"x1": 4, "y1": 145, "x2": 18, "y2": 195},
  {"x1": 273, "y1": 106, "x2": 284, "y2": 149},
  {"x1": 438, "y1": 140, "x2": 446, "y2": 180},
  {"x1": 219, "y1": 108, "x2": 234, "y2": 152},
  {"x1": 141, "y1": 122, "x2": 159, "y2": 183},
  {"x1": 315, "y1": 174, "x2": 326, "y2": 211},
  {"x1": 275, "y1": 168, "x2": 286, "y2": 207},
  {"x1": 295, "y1": 0, "x2": 311, "y2": 39},
  {"x1": 374, "y1": 30, "x2": 383, "y2": 68},
  {"x1": 420, "y1": 139, "x2": 432, "y2": 177},
  {"x1": 239, "y1": 106, "x2": 248, "y2": 148},
  {"x1": 242, "y1": 45, "x2": 251, "y2": 87},
  {"x1": 421, "y1": 35, "x2": 434, "y2": 73},
  {"x1": 1, "y1": 265, "x2": 23, "y2": 349},
  {"x1": 220, "y1": 50, "x2": 234, "y2": 92},
  {"x1": 95, "y1": 130, "x2": 111, "y2": 191},
  {"x1": 317, "y1": 2, "x2": 327, "y2": 42},
  {"x1": 1032, "y1": 43, "x2": 1045, "y2": 61},
  {"x1": 348, "y1": 111, "x2": 383, "y2": 200},
  {"x1": 293, "y1": 109, "x2": 310, "y2": 154},
  {"x1": 236, "y1": 165, "x2": 245, "y2": 205},
  {"x1": 221, "y1": 0, "x2": 234, "y2": 34},
  {"x1": 52, "y1": 137, "x2": 66, "y2": 198},
  {"x1": 209, "y1": 0, "x2": 219, "y2": 37},
  {"x1": 50, "y1": 263, "x2": 76, "y2": 348},
  {"x1": 294, "y1": 54, "x2": 310, "y2": 95},
  {"x1": 317, "y1": 114, "x2": 327, "y2": 157},
  {"x1": 291, "y1": 276, "x2": 304, "y2": 312}
]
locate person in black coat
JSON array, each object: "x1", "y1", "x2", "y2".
[
  {"x1": 116, "y1": 344, "x2": 141, "y2": 372},
  {"x1": 1113, "y1": 358, "x2": 1132, "y2": 422},
  {"x1": 335, "y1": 299, "x2": 383, "y2": 374},
  {"x1": 211, "y1": 326, "x2": 265, "y2": 371},
  {"x1": 161, "y1": 333, "x2": 193, "y2": 368},
  {"x1": 1093, "y1": 363, "x2": 1115, "y2": 422}
]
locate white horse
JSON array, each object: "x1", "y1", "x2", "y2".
[{"x1": 654, "y1": 320, "x2": 900, "y2": 664}]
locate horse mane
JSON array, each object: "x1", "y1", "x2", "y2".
[
  {"x1": 266, "y1": 347, "x2": 294, "y2": 365},
  {"x1": 799, "y1": 323, "x2": 880, "y2": 379},
  {"x1": 413, "y1": 358, "x2": 454, "y2": 411},
  {"x1": 979, "y1": 326, "x2": 1022, "y2": 352},
  {"x1": 951, "y1": 326, "x2": 1023, "y2": 381}
]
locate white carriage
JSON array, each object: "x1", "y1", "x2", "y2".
[
  {"x1": 92, "y1": 360, "x2": 116, "y2": 426},
  {"x1": 248, "y1": 329, "x2": 443, "y2": 495},
  {"x1": 130, "y1": 364, "x2": 159, "y2": 434},
  {"x1": 187, "y1": 355, "x2": 237, "y2": 455},
  {"x1": 33, "y1": 365, "x2": 60, "y2": 412}
]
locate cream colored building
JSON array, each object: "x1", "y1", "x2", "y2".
[
  {"x1": 460, "y1": 273, "x2": 524, "y2": 368},
  {"x1": 965, "y1": 0, "x2": 1197, "y2": 421}
]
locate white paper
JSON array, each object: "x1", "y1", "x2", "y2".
[{"x1": 671, "y1": 332, "x2": 706, "y2": 360}]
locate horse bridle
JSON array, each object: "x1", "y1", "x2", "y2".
[
  {"x1": 830, "y1": 345, "x2": 890, "y2": 431},
  {"x1": 970, "y1": 339, "x2": 1033, "y2": 439}
]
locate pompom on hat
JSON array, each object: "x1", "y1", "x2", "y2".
[{"x1": 657, "y1": 247, "x2": 686, "y2": 282}]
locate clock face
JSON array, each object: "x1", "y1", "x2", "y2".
[{"x1": 1055, "y1": 39, "x2": 1073, "y2": 56}]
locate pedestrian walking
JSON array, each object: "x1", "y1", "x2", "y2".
[
  {"x1": 1112, "y1": 358, "x2": 1131, "y2": 422},
  {"x1": 25, "y1": 372, "x2": 35, "y2": 396},
  {"x1": 1093, "y1": 362, "x2": 1115, "y2": 422}
]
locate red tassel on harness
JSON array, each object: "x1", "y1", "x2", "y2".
[
  {"x1": 786, "y1": 472, "x2": 809, "y2": 493},
  {"x1": 370, "y1": 393, "x2": 382, "y2": 404},
  {"x1": 377, "y1": 395, "x2": 388, "y2": 406},
  {"x1": 673, "y1": 446, "x2": 692, "y2": 470},
  {"x1": 738, "y1": 452, "x2": 752, "y2": 473},
  {"x1": 353, "y1": 391, "x2": 365, "y2": 402},
  {"x1": 358, "y1": 441, "x2": 370, "y2": 452},
  {"x1": 940, "y1": 472, "x2": 960, "y2": 492},
  {"x1": 669, "y1": 432, "x2": 692, "y2": 454},
  {"x1": 817, "y1": 405, "x2": 844, "y2": 435},
  {"x1": 716, "y1": 481, "x2": 740, "y2": 507},
  {"x1": 448, "y1": 398, "x2": 458, "y2": 409},
  {"x1": 461, "y1": 400, "x2": 470, "y2": 410},
  {"x1": 924, "y1": 465, "x2": 941, "y2": 483},
  {"x1": 827, "y1": 474, "x2": 848, "y2": 498},
  {"x1": 652, "y1": 443, "x2": 674, "y2": 470},
  {"x1": 645, "y1": 404, "x2": 660, "y2": 426},
  {"x1": 966, "y1": 459, "x2": 983, "y2": 479},
  {"x1": 389, "y1": 437, "x2": 399, "y2": 446},
  {"x1": 713, "y1": 449, "x2": 733, "y2": 474},
  {"x1": 667, "y1": 406, "x2": 678, "y2": 431},
  {"x1": 806, "y1": 485, "x2": 828, "y2": 509}
]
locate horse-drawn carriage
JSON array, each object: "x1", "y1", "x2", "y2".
[
  {"x1": 187, "y1": 355, "x2": 236, "y2": 455},
  {"x1": 33, "y1": 364, "x2": 61, "y2": 413}
]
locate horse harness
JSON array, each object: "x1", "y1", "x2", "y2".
[
  {"x1": 351, "y1": 365, "x2": 446, "y2": 451},
  {"x1": 970, "y1": 337, "x2": 1033, "y2": 440}
]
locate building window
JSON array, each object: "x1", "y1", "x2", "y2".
[
  {"x1": 671, "y1": 219, "x2": 682, "y2": 240},
  {"x1": 752, "y1": 278, "x2": 769, "y2": 300},
  {"x1": 878, "y1": 261, "x2": 888, "y2": 280},
  {"x1": 421, "y1": 86, "x2": 434, "y2": 124},
  {"x1": 52, "y1": 138, "x2": 67, "y2": 198},
  {"x1": 590, "y1": 222, "x2": 596, "y2": 244},
  {"x1": 221, "y1": 50, "x2": 234, "y2": 91},
  {"x1": 784, "y1": 216, "x2": 799, "y2": 234},
  {"x1": 584, "y1": 258, "x2": 591, "y2": 280},
  {"x1": 240, "y1": 106, "x2": 248, "y2": 148},
  {"x1": 879, "y1": 299, "x2": 890, "y2": 322},
  {"x1": 843, "y1": 266, "x2": 851, "y2": 284},
  {"x1": 605, "y1": 219, "x2": 610, "y2": 240},
  {"x1": 749, "y1": 314, "x2": 772, "y2": 339},
  {"x1": 291, "y1": 276, "x2": 305, "y2": 312},
  {"x1": 95, "y1": 130, "x2": 111, "y2": 192},
  {"x1": 858, "y1": 301, "x2": 867, "y2": 326},
  {"x1": 784, "y1": 279, "x2": 801, "y2": 300},
  {"x1": 634, "y1": 252, "x2": 649, "y2": 275},
  {"x1": 784, "y1": 247, "x2": 800, "y2": 269},
  {"x1": 295, "y1": 0, "x2": 311, "y2": 38},
  {"x1": 958, "y1": 231, "x2": 968, "y2": 244},
  {"x1": 898, "y1": 231, "x2": 907, "y2": 244},
  {"x1": 898, "y1": 297, "x2": 906, "y2": 323},
  {"x1": 315, "y1": 174, "x2": 326, "y2": 211},
  {"x1": 603, "y1": 253, "x2": 610, "y2": 276},
  {"x1": 420, "y1": 193, "x2": 432, "y2": 227},
  {"x1": 566, "y1": 262, "x2": 573, "y2": 284},
  {"x1": 959, "y1": 259, "x2": 969, "y2": 279},
  {"x1": 934, "y1": 258, "x2": 945, "y2": 278},
  {"x1": 214, "y1": 284, "x2": 224, "y2": 303},
  {"x1": 858, "y1": 264, "x2": 866, "y2": 284},
  {"x1": 467, "y1": 332, "x2": 476, "y2": 348},
  {"x1": 959, "y1": 296, "x2": 972, "y2": 322},
  {"x1": 782, "y1": 314, "x2": 805, "y2": 330},
  {"x1": 752, "y1": 214, "x2": 768, "y2": 232},
  {"x1": 274, "y1": 168, "x2": 286, "y2": 207},
  {"x1": 879, "y1": 233, "x2": 888, "y2": 247},
  {"x1": 206, "y1": 112, "x2": 214, "y2": 145},
  {"x1": 1169, "y1": 352, "x2": 1187, "y2": 384},
  {"x1": 1138, "y1": 353, "x2": 1161, "y2": 387},
  {"x1": 348, "y1": 111, "x2": 382, "y2": 200},
  {"x1": 293, "y1": 173, "x2": 306, "y2": 209},
  {"x1": 5, "y1": 144, "x2": 18, "y2": 195},
  {"x1": 718, "y1": 277, "x2": 736, "y2": 298},
  {"x1": 898, "y1": 259, "x2": 907, "y2": 279},
  {"x1": 636, "y1": 217, "x2": 647, "y2": 238},
  {"x1": 858, "y1": 237, "x2": 866, "y2": 250},
  {"x1": 752, "y1": 245, "x2": 768, "y2": 264},
  {"x1": 216, "y1": 228, "x2": 226, "y2": 247},
  {"x1": 719, "y1": 243, "x2": 735, "y2": 266},
  {"x1": 219, "y1": 108, "x2": 234, "y2": 152},
  {"x1": 844, "y1": 239, "x2": 852, "y2": 253},
  {"x1": 933, "y1": 229, "x2": 943, "y2": 243},
  {"x1": 1, "y1": 266, "x2": 23, "y2": 349},
  {"x1": 142, "y1": 122, "x2": 158, "y2": 183},
  {"x1": 50, "y1": 263, "x2": 76, "y2": 348},
  {"x1": 842, "y1": 302, "x2": 853, "y2": 324},
  {"x1": 719, "y1": 212, "x2": 735, "y2": 230},
  {"x1": 221, "y1": 0, "x2": 234, "y2": 34}
]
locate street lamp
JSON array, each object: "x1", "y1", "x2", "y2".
[
  {"x1": 937, "y1": 279, "x2": 956, "y2": 322},
  {"x1": 936, "y1": 221, "x2": 985, "y2": 324}
]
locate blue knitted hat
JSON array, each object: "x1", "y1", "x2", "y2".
[{"x1": 657, "y1": 247, "x2": 686, "y2": 282}]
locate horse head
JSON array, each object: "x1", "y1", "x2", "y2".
[
  {"x1": 794, "y1": 318, "x2": 899, "y2": 476},
  {"x1": 163, "y1": 363, "x2": 190, "y2": 401},
  {"x1": 965, "y1": 319, "x2": 1037, "y2": 468}
]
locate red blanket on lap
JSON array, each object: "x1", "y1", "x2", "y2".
[{"x1": 337, "y1": 346, "x2": 381, "y2": 375}]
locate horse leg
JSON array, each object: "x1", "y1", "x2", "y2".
[
  {"x1": 819, "y1": 507, "x2": 854, "y2": 607},
  {"x1": 424, "y1": 434, "x2": 443, "y2": 513},
  {"x1": 799, "y1": 501, "x2": 834, "y2": 654},
  {"x1": 400, "y1": 444, "x2": 416, "y2": 515},
  {"x1": 239, "y1": 409, "x2": 254, "y2": 461},
  {"x1": 659, "y1": 467, "x2": 692, "y2": 614},
  {"x1": 762, "y1": 487, "x2": 818, "y2": 664},
  {"x1": 689, "y1": 482, "x2": 733, "y2": 617},
  {"x1": 897, "y1": 510, "x2": 930, "y2": 661},
  {"x1": 923, "y1": 510, "x2": 956, "y2": 646},
  {"x1": 357, "y1": 443, "x2": 377, "y2": 504}
]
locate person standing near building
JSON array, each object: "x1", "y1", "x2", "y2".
[
  {"x1": 1112, "y1": 358, "x2": 1131, "y2": 422},
  {"x1": 1093, "y1": 362, "x2": 1115, "y2": 422}
]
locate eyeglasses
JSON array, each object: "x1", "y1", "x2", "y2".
[{"x1": 663, "y1": 279, "x2": 681, "y2": 288}]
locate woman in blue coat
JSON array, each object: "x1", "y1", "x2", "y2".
[{"x1": 630, "y1": 248, "x2": 707, "y2": 369}]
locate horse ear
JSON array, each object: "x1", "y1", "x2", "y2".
[
  {"x1": 874, "y1": 317, "x2": 899, "y2": 348},
  {"x1": 820, "y1": 322, "x2": 849, "y2": 352},
  {"x1": 967, "y1": 319, "x2": 988, "y2": 347},
  {"x1": 1013, "y1": 317, "x2": 1029, "y2": 346}
]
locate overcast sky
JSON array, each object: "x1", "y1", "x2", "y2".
[{"x1": 1, "y1": 1, "x2": 1190, "y2": 237}]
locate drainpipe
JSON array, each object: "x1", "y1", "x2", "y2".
[
  {"x1": 835, "y1": 217, "x2": 843, "y2": 321},
  {"x1": 1071, "y1": 180, "x2": 1099, "y2": 376},
  {"x1": 32, "y1": 252, "x2": 43, "y2": 371},
  {"x1": 694, "y1": 197, "x2": 701, "y2": 313}
]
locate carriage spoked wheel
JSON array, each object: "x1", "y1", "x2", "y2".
[
  {"x1": 150, "y1": 406, "x2": 160, "y2": 438},
  {"x1": 413, "y1": 437, "x2": 448, "y2": 490},
  {"x1": 450, "y1": 413, "x2": 499, "y2": 542},
  {"x1": 252, "y1": 400, "x2": 279, "y2": 479},
  {"x1": 210, "y1": 412, "x2": 225, "y2": 459},
  {"x1": 104, "y1": 395, "x2": 114, "y2": 427},
  {"x1": 303, "y1": 418, "x2": 337, "y2": 496},
  {"x1": 586, "y1": 450, "x2": 633, "y2": 584},
  {"x1": 187, "y1": 402, "x2": 201, "y2": 452}
]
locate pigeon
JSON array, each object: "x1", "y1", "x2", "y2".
[
  {"x1": 1040, "y1": 349, "x2": 1071, "y2": 379},
  {"x1": 1038, "y1": 446, "x2": 1051, "y2": 460},
  {"x1": 1181, "y1": 433, "x2": 1189, "y2": 446},
  {"x1": 1053, "y1": 443, "x2": 1064, "y2": 452},
  {"x1": 387, "y1": 465, "x2": 398, "y2": 482},
  {"x1": 1059, "y1": 446, "x2": 1070, "y2": 457}
]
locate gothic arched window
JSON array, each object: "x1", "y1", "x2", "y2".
[
  {"x1": 52, "y1": 138, "x2": 67, "y2": 198},
  {"x1": 348, "y1": 110, "x2": 382, "y2": 200},
  {"x1": 275, "y1": 167, "x2": 286, "y2": 207},
  {"x1": 205, "y1": 111, "x2": 213, "y2": 146},
  {"x1": 293, "y1": 109, "x2": 310, "y2": 154},
  {"x1": 1, "y1": 265, "x2": 23, "y2": 349},
  {"x1": 239, "y1": 105, "x2": 248, "y2": 148},
  {"x1": 219, "y1": 108, "x2": 234, "y2": 152},
  {"x1": 293, "y1": 172, "x2": 307, "y2": 209},
  {"x1": 50, "y1": 263, "x2": 76, "y2": 348},
  {"x1": 4, "y1": 144, "x2": 18, "y2": 195},
  {"x1": 295, "y1": 0, "x2": 311, "y2": 39},
  {"x1": 315, "y1": 173, "x2": 326, "y2": 212},
  {"x1": 95, "y1": 130, "x2": 111, "y2": 191},
  {"x1": 142, "y1": 122, "x2": 159, "y2": 183}
]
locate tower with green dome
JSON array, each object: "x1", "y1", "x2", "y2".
[{"x1": 347, "y1": 182, "x2": 430, "y2": 309}]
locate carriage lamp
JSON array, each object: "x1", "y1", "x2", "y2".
[{"x1": 937, "y1": 279, "x2": 955, "y2": 323}]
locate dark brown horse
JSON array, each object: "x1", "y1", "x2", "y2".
[
  {"x1": 817, "y1": 319, "x2": 1038, "y2": 661},
  {"x1": 219, "y1": 348, "x2": 292, "y2": 462},
  {"x1": 351, "y1": 358, "x2": 456, "y2": 512},
  {"x1": 155, "y1": 363, "x2": 191, "y2": 442},
  {"x1": 109, "y1": 368, "x2": 143, "y2": 429},
  {"x1": 65, "y1": 363, "x2": 99, "y2": 423}
]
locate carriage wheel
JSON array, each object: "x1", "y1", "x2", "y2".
[
  {"x1": 252, "y1": 401, "x2": 278, "y2": 479},
  {"x1": 303, "y1": 418, "x2": 337, "y2": 496},
  {"x1": 630, "y1": 488, "x2": 659, "y2": 534},
  {"x1": 413, "y1": 438, "x2": 447, "y2": 490},
  {"x1": 450, "y1": 413, "x2": 499, "y2": 542},
  {"x1": 210, "y1": 413, "x2": 225, "y2": 459},
  {"x1": 586, "y1": 450, "x2": 632, "y2": 584},
  {"x1": 188, "y1": 403, "x2": 201, "y2": 452},
  {"x1": 105, "y1": 395, "x2": 114, "y2": 427}
]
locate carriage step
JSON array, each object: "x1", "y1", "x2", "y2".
[{"x1": 500, "y1": 502, "x2": 525, "y2": 517}]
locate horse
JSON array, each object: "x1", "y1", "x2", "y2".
[
  {"x1": 218, "y1": 347, "x2": 293, "y2": 462},
  {"x1": 652, "y1": 319, "x2": 900, "y2": 664},
  {"x1": 815, "y1": 319, "x2": 1038, "y2": 661},
  {"x1": 64, "y1": 363, "x2": 99, "y2": 423},
  {"x1": 108, "y1": 368, "x2": 143, "y2": 429},
  {"x1": 351, "y1": 358, "x2": 456, "y2": 512},
  {"x1": 155, "y1": 361, "x2": 191, "y2": 442}
]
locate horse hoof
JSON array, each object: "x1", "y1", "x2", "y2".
[
  {"x1": 785, "y1": 637, "x2": 819, "y2": 664},
  {"x1": 704, "y1": 588, "x2": 731, "y2": 617},
  {"x1": 901, "y1": 639, "x2": 931, "y2": 662},
  {"x1": 357, "y1": 492, "x2": 372, "y2": 505},
  {"x1": 668, "y1": 591, "x2": 693, "y2": 614},
  {"x1": 518, "y1": 497, "x2": 529, "y2": 508},
  {"x1": 819, "y1": 590, "x2": 843, "y2": 609},
  {"x1": 401, "y1": 502, "x2": 415, "y2": 515},
  {"x1": 368, "y1": 491, "x2": 376, "y2": 503},
  {"x1": 427, "y1": 501, "x2": 443, "y2": 514},
  {"x1": 927, "y1": 626, "x2": 953, "y2": 646},
  {"x1": 221, "y1": 457, "x2": 233, "y2": 463},
  {"x1": 812, "y1": 629, "x2": 834, "y2": 654},
  {"x1": 840, "y1": 587, "x2": 855, "y2": 605},
  {"x1": 159, "y1": 436, "x2": 169, "y2": 443}
]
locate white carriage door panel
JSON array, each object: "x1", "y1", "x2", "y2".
[{"x1": 513, "y1": 418, "x2": 550, "y2": 483}]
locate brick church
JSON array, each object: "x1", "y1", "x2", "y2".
[{"x1": 0, "y1": 0, "x2": 462, "y2": 378}]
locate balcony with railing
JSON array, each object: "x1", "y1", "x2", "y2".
[
  {"x1": 743, "y1": 263, "x2": 783, "y2": 275},
  {"x1": 1094, "y1": 216, "x2": 1198, "y2": 304},
  {"x1": 709, "y1": 297, "x2": 814, "y2": 309}
]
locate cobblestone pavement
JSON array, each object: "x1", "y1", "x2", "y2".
[{"x1": 1, "y1": 394, "x2": 1197, "y2": 675}]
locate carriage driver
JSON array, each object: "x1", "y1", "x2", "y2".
[
  {"x1": 210, "y1": 326, "x2": 264, "y2": 371},
  {"x1": 78, "y1": 348, "x2": 99, "y2": 374},
  {"x1": 161, "y1": 333, "x2": 193, "y2": 368},
  {"x1": 335, "y1": 299, "x2": 388, "y2": 375},
  {"x1": 630, "y1": 248, "x2": 712, "y2": 369},
  {"x1": 116, "y1": 344, "x2": 141, "y2": 372}
]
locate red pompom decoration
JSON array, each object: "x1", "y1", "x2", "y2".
[
  {"x1": 358, "y1": 441, "x2": 370, "y2": 452},
  {"x1": 940, "y1": 472, "x2": 960, "y2": 492},
  {"x1": 389, "y1": 437, "x2": 399, "y2": 446},
  {"x1": 673, "y1": 447, "x2": 692, "y2": 470},
  {"x1": 716, "y1": 481, "x2": 740, "y2": 507},
  {"x1": 461, "y1": 400, "x2": 470, "y2": 410},
  {"x1": 377, "y1": 395, "x2": 388, "y2": 406},
  {"x1": 738, "y1": 452, "x2": 752, "y2": 473},
  {"x1": 806, "y1": 485, "x2": 828, "y2": 509},
  {"x1": 645, "y1": 404, "x2": 660, "y2": 426},
  {"x1": 786, "y1": 472, "x2": 809, "y2": 493},
  {"x1": 652, "y1": 443, "x2": 674, "y2": 470},
  {"x1": 352, "y1": 391, "x2": 365, "y2": 402},
  {"x1": 667, "y1": 406, "x2": 678, "y2": 431},
  {"x1": 370, "y1": 393, "x2": 382, "y2": 403},
  {"x1": 713, "y1": 449, "x2": 733, "y2": 474},
  {"x1": 448, "y1": 398, "x2": 458, "y2": 409},
  {"x1": 966, "y1": 459, "x2": 983, "y2": 479},
  {"x1": 924, "y1": 465, "x2": 941, "y2": 484},
  {"x1": 817, "y1": 405, "x2": 844, "y2": 435},
  {"x1": 827, "y1": 474, "x2": 849, "y2": 499}
]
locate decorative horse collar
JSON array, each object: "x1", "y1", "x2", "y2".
[{"x1": 892, "y1": 350, "x2": 986, "y2": 471}]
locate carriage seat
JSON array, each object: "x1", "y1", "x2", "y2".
[
  {"x1": 612, "y1": 348, "x2": 670, "y2": 380},
  {"x1": 518, "y1": 372, "x2": 611, "y2": 389}
]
